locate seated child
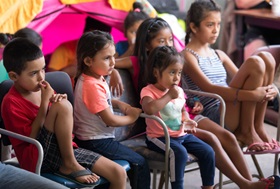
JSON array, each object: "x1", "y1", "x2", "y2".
[
  {"x1": 140, "y1": 46, "x2": 215, "y2": 189},
  {"x1": 73, "y1": 30, "x2": 151, "y2": 189},
  {"x1": 1, "y1": 38, "x2": 127, "y2": 189},
  {"x1": 115, "y1": 2, "x2": 149, "y2": 58}
]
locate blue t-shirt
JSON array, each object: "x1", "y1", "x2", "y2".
[{"x1": 115, "y1": 41, "x2": 129, "y2": 56}]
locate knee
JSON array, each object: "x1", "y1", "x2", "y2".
[
  {"x1": 113, "y1": 164, "x2": 127, "y2": 181},
  {"x1": 207, "y1": 132, "x2": 219, "y2": 144},
  {"x1": 220, "y1": 129, "x2": 236, "y2": 142},
  {"x1": 257, "y1": 51, "x2": 276, "y2": 73},
  {"x1": 172, "y1": 149, "x2": 188, "y2": 163},
  {"x1": 136, "y1": 155, "x2": 148, "y2": 167},
  {"x1": 201, "y1": 132, "x2": 221, "y2": 149},
  {"x1": 51, "y1": 99, "x2": 73, "y2": 114},
  {"x1": 107, "y1": 164, "x2": 127, "y2": 186},
  {"x1": 245, "y1": 55, "x2": 266, "y2": 75}
]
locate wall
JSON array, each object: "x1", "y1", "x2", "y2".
[{"x1": 174, "y1": 0, "x2": 227, "y2": 48}]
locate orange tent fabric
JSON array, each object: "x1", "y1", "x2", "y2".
[
  {"x1": 0, "y1": 0, "x2": 43, "y2": 33},
  {"x1": 108, "y1": 0, "x2": 134, "y2": 12}
]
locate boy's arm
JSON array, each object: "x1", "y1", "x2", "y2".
[{"x1": 30, "y1": 81, "x2": 54, "y2": 139}]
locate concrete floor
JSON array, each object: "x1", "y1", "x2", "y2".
[{"x1": 124, "y1": 123, "x2": 279, "y2": 189}]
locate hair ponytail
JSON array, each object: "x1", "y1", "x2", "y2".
[{"x1": 0, "y1": 33, "x2": 13, "y2": 46}]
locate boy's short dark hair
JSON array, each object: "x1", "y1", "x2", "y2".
[{"x1": 3, "y1": 38, "x2": 43, "y2": 75}]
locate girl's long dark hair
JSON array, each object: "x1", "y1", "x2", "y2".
[{"x1": 133, "y1": 17, "x2": 173, "y2": 94}]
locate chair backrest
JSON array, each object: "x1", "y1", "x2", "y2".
[
  {"x1": 253, "y1": 45, "x2": 280, "y2": 70},
  {"x1": 0, "y1": 71, "x2": 74, "y2": 145},
  {"x1": 0, "y1": 80, "x2": 13, "y2": 145},
  {"x1": 45, "y1": 71, "x2": 74, "y2": 105}
]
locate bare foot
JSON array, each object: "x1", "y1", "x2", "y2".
[
  {"x1": 59, "y1": 163, "x2": 99, "y2": 184},
  {"x1": 259, "y1": 176, "x2": 275, "y2": 189},
  {"x1": 244, "y1": 179, "x2": 273, "y2": 189},
  {"x1": 256, "y1": 126, "x2": 271, "y2": 143},
  {"x1": 255, "y1": 127, "x2": 280, "y2": 149},
  {"x1": 234, "y1": 129, "x2": 268, "y2": 151}
]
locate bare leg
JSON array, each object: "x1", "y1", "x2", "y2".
[
  {"x1": 196, "y1": 121, "x2": 251, "y2": 179},
  {"x1": 228, "y1": 56, "x2": 266, "y2": 150},
  {"x1": 44, "y1": 99, "x2": 98, "y2": 184},
  {"x1": 92, "y1": 156, "x2": 127, "y2": 189},
  {"x1": 254, "y1": 52, "x2": 276, "y2": 143},
  {"x1": 195, "y1": 128, "x2": 251, "y2": 188},
  {"x1": 196, "y1": 124, "x2": 274, "y2": 189}
]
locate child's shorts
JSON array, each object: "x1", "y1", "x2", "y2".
[{"x1": 37, "y1": 126, "x2": 101, "y2": 173}]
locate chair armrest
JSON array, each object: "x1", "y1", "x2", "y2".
[
  {"x1": 0, "y1": 128, "x2": 43, "y2": 174},
  {"x1": 184, "y1": 89, "x2": 226, "y2": 128},
  {"x1": 139, "y1": 113, "x2": 170, "y2": 189}
]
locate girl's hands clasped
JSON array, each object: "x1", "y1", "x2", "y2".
[
  {"x1": 256, "y1": 85, "x2": 277, "y2": 102},
  {"x1": 265, "y1": 84, "x2": 277, "y2": 101}
]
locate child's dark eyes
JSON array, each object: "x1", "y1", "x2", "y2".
[
  {"x1": 169, "y1": 71, "x2": 181, "y2": 76},
  {"x1": 30, "y1": 67, "x2": 45, "y2": 76}
]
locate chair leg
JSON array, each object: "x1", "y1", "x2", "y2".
[
  {"x1": 152, "y1": 169, "x2": 157, "y2": 189},
  {"x1": 274, "y1": 154, "x2": 279, "y2": 175},
  {"x1": 158, "y1": 171, "x2": 165, "y2": 189},
  {"x1": 251, "y1": 155, "x2": 264, "y2": 178},
  {"x1": 131, "y1": 163, "x2": 138, "y2": 189}
]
